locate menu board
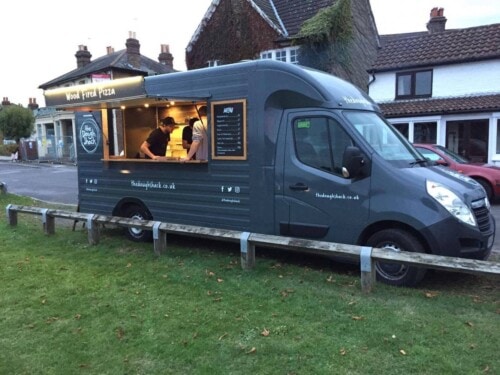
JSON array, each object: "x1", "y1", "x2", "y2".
[{"x1": 211, "y1": 99, "x2": 247, "y2": 160}]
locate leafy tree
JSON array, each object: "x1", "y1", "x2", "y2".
[{"x1": 0, "y1": 105, "x2": 34, "y2": 141}]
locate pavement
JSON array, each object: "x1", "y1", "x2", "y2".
[{"x1": 0, "y1": 156, "x2": 499, "y2": 259}]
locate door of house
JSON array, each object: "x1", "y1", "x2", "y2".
[{"x1": 446, "y1": 119, "x2": 488, "y2": 163}]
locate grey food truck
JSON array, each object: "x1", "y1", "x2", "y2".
[{"x1": 44, "y1": 60, "x2": 495, "y2": 286}]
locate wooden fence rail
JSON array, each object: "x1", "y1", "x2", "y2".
[{"x1": 6, "y1": 204, "x2": 500, "y2": 293}]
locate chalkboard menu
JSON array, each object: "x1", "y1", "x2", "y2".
[{"x1": 211, "y1": 99, "x2": 247, "y2": 160}]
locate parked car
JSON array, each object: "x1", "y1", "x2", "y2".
[{"x1": 414, "y1": 143, "x2": 500, "y2": 201}]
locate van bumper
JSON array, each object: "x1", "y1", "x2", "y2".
[{"x1": 421, "y1": 214, "x2": 495, "y2": 260}]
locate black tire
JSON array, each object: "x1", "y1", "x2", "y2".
[
  {"x1": 475, "y1": 178, "x2": 493, "y2": 201},
  {"x1": 366, "y1": 229, "x2": 427, "y2": 287},
  {"x1": 123, "y1": 204, "x2": 153, "y2": 242}
]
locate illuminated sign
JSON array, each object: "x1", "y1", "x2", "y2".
[{"x1": 44, "y1": 76, "x2": 145, "y2": 107}]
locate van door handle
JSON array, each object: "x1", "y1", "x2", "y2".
[{"x1": 289, "y1": 183, "x2": 309, "y2": 191}]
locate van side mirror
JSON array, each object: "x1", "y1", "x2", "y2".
[{"x1": 342, "y1": 146, "x2": 364, "y2": 178}]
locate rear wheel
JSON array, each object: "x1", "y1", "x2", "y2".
[
  {"x1": 123, "y1": 204, "x2": 153, "y2": 242},
  {"x1": 366, "y1": 229, "x2": 427, "y2": 287}
]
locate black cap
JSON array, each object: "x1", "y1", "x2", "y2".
[{"x1": 161, "y1": 116, "x2": 176, "y2": 126}]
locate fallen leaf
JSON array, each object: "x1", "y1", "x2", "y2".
[
  {"x1": 116, "y1": 327, "x2": 125, "y2": 340},
  {"x1": 465, "y1": 321, "x2": 474, "y2": 327},
  {"x1": 483, "y1": 365, "x2": 490, "y2": 372},
  {"x1": 261, "y1": 328, "x2": 270, "y2": 337},
  {"x1": 246, "y1": 347, "x2": 256, "y2": 354},
  {"x1": 340, "y1": 348, "x2": 347, "y2": 356},
  {"x1": 126, "y1": 263, "x2": 132, "y2": 268},
  {"x1": 399, "y1": 349, "x2": 407, "y2": 355},
  {"x1": 351, "y1": 316, "x2": 364, "y2": 321},
  {"x1": 217, "y1": 278, "x2": 224, "y2": 283},
  {"x1": 74, "y1": 314, "x2": 81, "y2": 320},
  {"x1": 424, "y1": 291, "x2": 439, "y2": 298},
  {"x1": 326, "y1": 275, "x2": 335, "y2": 283},
  {"x1": 218, "y1": 333, "x2": 228, "y2": 340}
]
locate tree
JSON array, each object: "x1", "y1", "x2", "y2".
[{"x1": 0, "y1": 105, "x2": 34, "y2": 141}]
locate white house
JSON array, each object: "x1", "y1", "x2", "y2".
[{"x1": 368, "y1": 8, "x2": 500, "y2": 165}]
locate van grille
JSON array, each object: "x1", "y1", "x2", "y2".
[{"x1": 471, "y1": 200, "x2": 491, "y2": 233}]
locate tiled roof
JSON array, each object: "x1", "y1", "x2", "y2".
[
  {"x1": 379, "y1": 94, "x2": 500, "y2": 118},
  {"x1": 251, "y1": 0, "x2": 285, "y2": 34},
  {"x1": 270, "y1": 0, "x2": 336, "y2": 37},
  {"x1": 39, "y1": 49, "x2": 175, "y2": 89},
  {"x1": 372, "y1": 23, "x2": 500, "y2": 72},
  {"x1": 188, "y1": 0, "x2": 337, "y2": 48}
]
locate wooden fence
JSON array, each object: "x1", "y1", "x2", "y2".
[{"x1": 6, "y1": 204, "x2": 500, "y2": 293}]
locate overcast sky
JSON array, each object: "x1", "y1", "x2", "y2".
[{"x1": 1, "y1": 0, "x2": 499, "y2": 107}]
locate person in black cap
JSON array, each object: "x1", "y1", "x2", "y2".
[{"x1": 140, "y1": 116, "x2": 176, "y2": 160}]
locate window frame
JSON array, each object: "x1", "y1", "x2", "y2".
[{"x1": 395, "y1": 69, "x2": 433, "y2": 99}]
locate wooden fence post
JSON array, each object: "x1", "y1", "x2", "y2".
[
  {"x1": 360, "y1": 246, "x2": 376, "y2": 293},
  {"x1": 153, "y1": 221, "x2": 166, "y2": 256},
  {"x1": 41, "y1": 209, "x2": 55, "y2": 235},
  {"x1": 86, "y1": 214, "x2": 99, "y2": 245},
  {"x1": 240, "y1": 232, "x2": 255, "y2": 269},
  {"x1": 6, "y1": 204, "x2": 17, "y2": 226}
]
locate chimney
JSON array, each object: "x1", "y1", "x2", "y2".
[
  {"x1": 75, "y1": 45, "x2": 92, "y2": 68},
  {"x1": 427, "y1": 7, "x2": 447, "y2": 33},
  {"x1": 126, "y1": 31, "x2": 141, "y2": 68},
  {"x1": 28, "y1": 97, "x2": 39, "y2": 110},
  {"x1": 1, "y1": 97, "x2": 10, "y2": 106},
  {"x1": 106, "y1": 46, "x2": 115, "y2": 55},
  {"x1": 158, "y1": 44, "x2": 174, "y2": 70}
]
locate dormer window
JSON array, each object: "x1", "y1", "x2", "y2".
[
  {"x1": 260, "y1": 47, "x2": 299, "y2": 64},
  {"x1": 396, "y1": 69, "x2": 432, "y2": 99}
]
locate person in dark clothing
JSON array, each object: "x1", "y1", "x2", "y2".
[
  {"x1": 182, "y1": 117, "x2": 198, "y2": 160},
  {"x1": 140, "y1": 117, "x2": 176, "y2": 160}
]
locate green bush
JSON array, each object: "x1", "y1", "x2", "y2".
[{"x1": 0, "y1": 143, "x2": 18, "y2": 156}]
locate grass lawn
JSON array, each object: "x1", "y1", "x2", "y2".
[{"x1": 0, "y1": 193, "x2": 498, "y2": 374}]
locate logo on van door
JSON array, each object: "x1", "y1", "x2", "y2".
[{"x1": 79, "y1": 119, "x2": 101, "y2": 154}]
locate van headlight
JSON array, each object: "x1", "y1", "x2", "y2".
[{"x1": 426, "y1": 180, "x2": 477, "y2": 227}]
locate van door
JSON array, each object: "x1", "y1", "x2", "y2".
[{"x1": 275, "y1": 111, "x2": 371, "y2": 244}]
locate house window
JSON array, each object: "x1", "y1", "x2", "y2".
[
  {"x1": 260, "y1": 47, "x2": 299, "y2": 64},
  {"x1": 261, "y1": 52, "x2": 272, "y2": 60},
  {"x1": 276, "y1": 50, "x2": 287, "y2": 62},
  {"x1": 393, "y1": 123, "x2": 409, "y2": 138},
  {"x1": 414, "y1": 122, "x2": 437, "y2": 144},
  {"x1": 396, "y1": 70, "x2": 432, "y2": 99}
]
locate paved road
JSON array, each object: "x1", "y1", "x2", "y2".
[
  {"x1": 0, "y1": 161, "x2": 78, "y2": 206},
  {"x1": 1, "y1": 160, "x2": 499, "y2": 257}
]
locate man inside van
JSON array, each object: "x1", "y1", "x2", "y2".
[
  {"x1": 181, "y1": 106, "x2": 208, "y2": 161},
  {"x1": 140, "y1": 116, "x2": 176, "y2": 160}
]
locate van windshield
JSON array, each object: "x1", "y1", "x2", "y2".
[{"x1": 344, "y1": 111, "x2": 424, "y2": 166}]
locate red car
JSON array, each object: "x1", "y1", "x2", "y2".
[{"x1": 414, "y1": 143, "x2": 500, "y2": 202}]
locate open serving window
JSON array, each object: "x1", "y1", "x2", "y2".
[{"x1": 44, "y1": 77, "x2": 210, "y2": 162}]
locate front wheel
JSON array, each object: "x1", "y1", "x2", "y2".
[
  {"x1": 475, "y1": 178, "x2": 493, "y2": 202},
  {"x1": 123, "y1": 204, "x2": 153, "y2": 242},
  {"x1": 366, "y1": 229, "x2": 427, "y2": 287}
]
